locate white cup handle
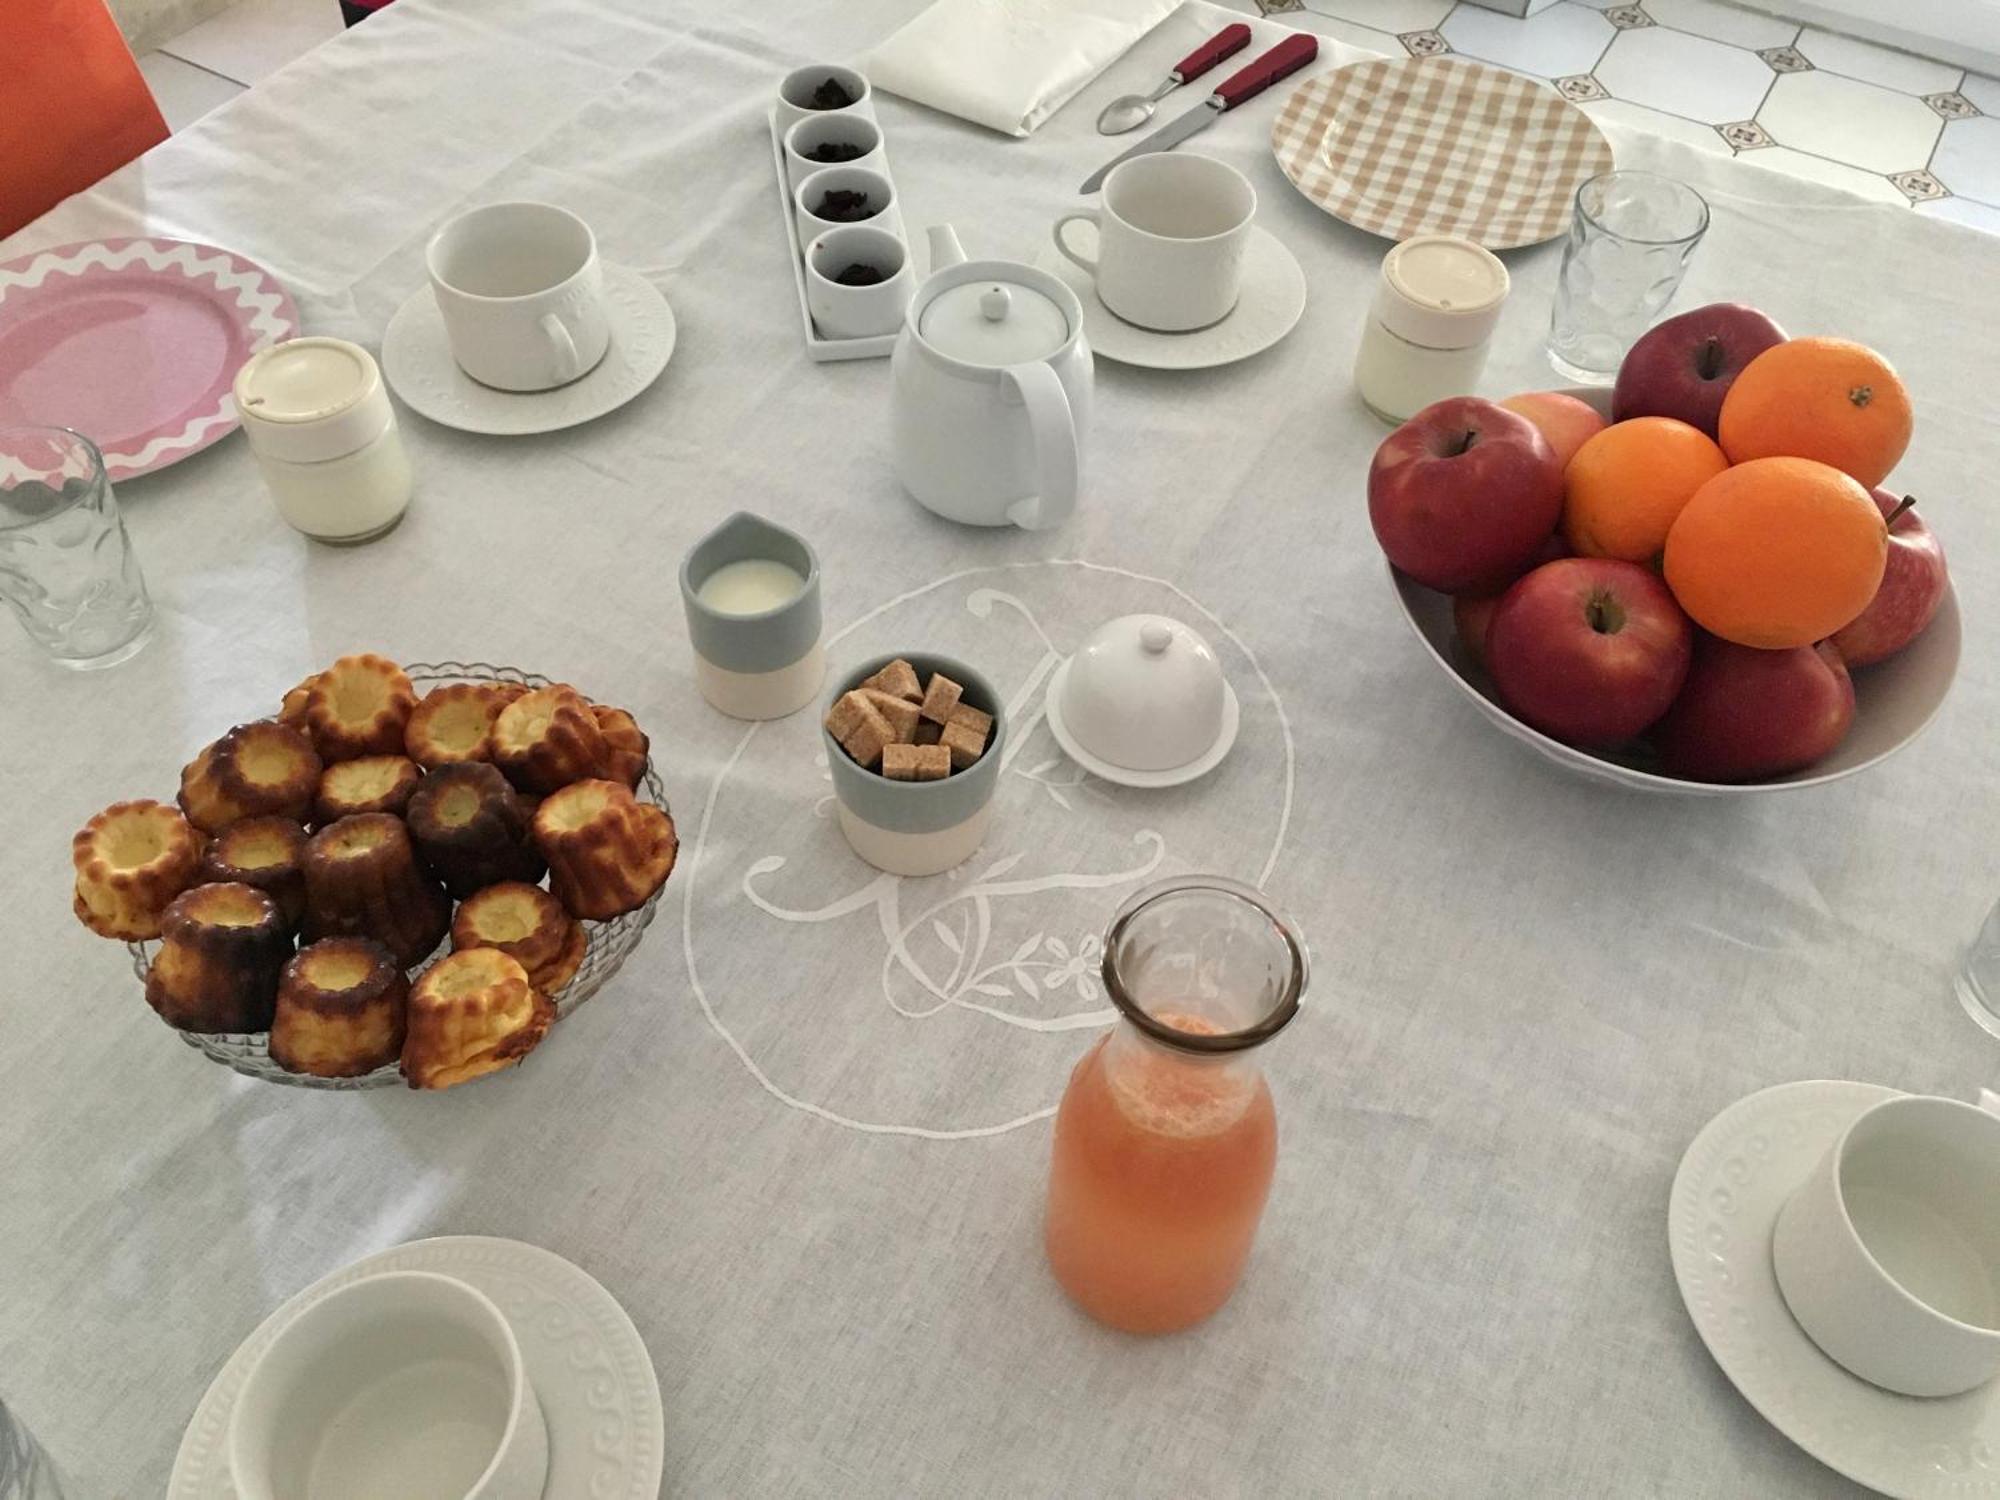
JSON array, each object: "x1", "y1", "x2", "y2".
[
  {"x1": 539, "y1": 312, "x2": 581, "y2": 382},
  {"x1": 1001, "y1": 361, "x2": 1078, "y2": 532},
  {"x1": 1052, "y1": 212, "x2": 1100, "y2": 275}
]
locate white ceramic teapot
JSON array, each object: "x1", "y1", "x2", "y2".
[{"x1": 891, "y1": 225, "x2": 1092, "y2": 530}]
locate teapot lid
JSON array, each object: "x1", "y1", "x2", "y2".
[{"x1": 919, "y1": 279, "x2": 1070, "y2": 367}]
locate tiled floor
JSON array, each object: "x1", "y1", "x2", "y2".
[{"x1": 134, "y1": 0, "x2": 1999, "y2": 234}]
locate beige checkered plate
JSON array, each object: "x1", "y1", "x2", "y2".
[{"x1": 1271, "y1": 57, "x2": 1614, "y2": 250}]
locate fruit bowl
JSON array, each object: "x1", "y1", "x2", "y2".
[{"x1": 1387, "y1": 389, "x2": 1961, "y2": 794}]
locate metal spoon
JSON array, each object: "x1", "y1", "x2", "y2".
[{"x1": 1095, "y1": 22, "x2": 1253, "y2": 135}]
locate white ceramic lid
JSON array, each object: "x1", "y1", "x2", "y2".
[
  {"x1": 919, "y1": 280, "x2": 1070, "y2": 367},
  {"x1": 233, "y1": 336, "x2": 392, "y2": 463},
  {"x1": 1374, "y1": 235, "x2": 1509, "y2": 351},
  {"x1": 1057, "y1": 615, "x2": 1229, "y2": 773}
]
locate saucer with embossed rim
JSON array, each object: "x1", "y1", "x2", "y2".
[
  {"x1": 1670, "y1": 1079, "x2": 2000, "y2": 1499},
  {"x1": 169, "y1": 1235, "x2": 663, "y2": 1499}
]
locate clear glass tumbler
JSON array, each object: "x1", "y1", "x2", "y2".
[
  {"x1": 1958, "y1": 898, "x2": 2000, "y2": 1040},
  {"x1": 0, "y1": 426, "x2": 154, "y2": 669},
  {"x1": 0, "y1": 1397, "x2": 66, "y2": 1500},
  {"x1": 1546, "y1": 170, "x2": 1710, "y2": 385}
]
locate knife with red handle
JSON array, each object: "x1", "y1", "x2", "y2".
[
  {"x1": 1079, "y1": 33, "x2": 1320, "y2": 194},
  {"x1": 1171, "y1": 22, "x2": 1253, "y2": 84}
]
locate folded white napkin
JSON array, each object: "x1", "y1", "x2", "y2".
[{"x1": 868, "y1": 0, "x2": 1183, "y2": 138}]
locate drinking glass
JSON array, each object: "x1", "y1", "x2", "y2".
[
  {"x1": 0, "y1": 1397, "x2": 66, "y2": 1500},
  {"x1": 0, "y1": 426, "x2": 153, "y2": 669},
  {"x1": 1958, "y1": 898, "x2": 2000, "y2": 1039},
  {"x1": 1547, "y1": 171, "x2": 1709, "y2": 385}
]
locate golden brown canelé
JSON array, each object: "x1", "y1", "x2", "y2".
[
  {"x1": 591, "y1": 704, "x2": 650, "y2": 788},
  {"x1": 492, "y1": 685, "x2": 607, "y2": 794},
  {"x1": 301, "y1": 813, "x2": 451, "y2": 968},
  {"x1": 270, "y1": 937, "x2": 409, "y2": 1077},
  {"x1": 177, "y1": 720, "x2": 323, "y2": 833},
  {"x1": 451, "y1": 881, "x2": 585, "y2": 995},
  {"x1": 402, "y1": 947, "x2": 556, "y2": 1090},
  {"x1": 144, "y1": 882, "x2": 291, "y2": 1033},
  {"x1": 312, "y1": 755, "x2": 422, "y2": 825},
  {"x1": 71, "y1": 799, "x2": 203, "y2": 940},
  {"x1": 277, "y1": 672, "x2": 321, "y2": 729},
  {"x1": 533, "y1": 778, "x2": 678, "y2": 920},
  {"x1": 403, "y1": 764, "x2": 544, "y2": 899},
  {"x1": 305, "y1": 654, "x2": 417, "y2": 762},
  {"x1": 199, "y1": 816, "x2": 309, "y2": 930},
  {"x1": 404, "y1": 684, "x2": 507, "y2": 769}
]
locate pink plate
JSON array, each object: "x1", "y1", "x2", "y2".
[{"x1": 0, "y1": 237, "x2": 299, "y2": 481}]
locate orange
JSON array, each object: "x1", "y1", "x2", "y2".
[
  {"x1": 1718, "y1": 337, "x2": 1912, "y2": 488},
  {"x1": 1562, "y1": 417, "x2": 1728, "y2": 562},
  {"x1": 1663, "y1": 457, "x2": 1887, "y2": 649}
]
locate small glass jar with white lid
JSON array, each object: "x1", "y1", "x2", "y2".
[
  {"x1": 233, "y1": 337, "x2": 412, "y2": 543},
  {"x1": 1353, "y1": 235, "x2": 1510, "y2": 424}
]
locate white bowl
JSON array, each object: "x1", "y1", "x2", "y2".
[{"x1": 1387, "y1": 387, "x2": 1962, "y2": 795}]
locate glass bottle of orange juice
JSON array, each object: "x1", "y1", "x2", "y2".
[{"x1": 1045, "y1": 876, "x2": 1308, "y2": 1335}]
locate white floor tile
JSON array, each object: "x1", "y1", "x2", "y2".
[
  {"x1": 1794, "y1": 26, "x2": 1961, "y2": 95},
  {"x1": 1595, "y1": 24, "x2": 1774, "y2": 124},
  {"x1": 135, "y1": 49, "x2": 244, "y2": 131},
  {"x1": 1737, "y1": 145, "x2": 1909, "y2": 202},
  {"x1": 1642, "y1": 0, "x2": 1795, "y2": 50},
  {"x1": 1917, "y1": 195, "x2": 2000, "y2": 234},
  {"x1": 1932, "y1": 116, "x2": 2000, "y2": 205},
  {"x1": 1287, "y1": 9, "x2": 1403, "y2": 55},
  {"x1": 1579, "y1": 96, "x2": 1734, "y2": 151},
  {"x1": 1757, "y1": 69, "x2": 1942, "y2": 173},
  {"x1": 1302, "y1": 0, "x2": 1454, "y2": 32},
  {"x1": 1439, "y1": 1, "x2": 1613, "y2": 77},
  {"x1": 158, "y1": 0, "x2": 342, "y2": 86},
  {"x1": 1958, "y1": 73, "x2": 2000, "y2": 114}
]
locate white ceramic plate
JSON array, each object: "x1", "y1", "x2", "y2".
[
  {"x1": 382, "y1": 264, "x2": 675, "y2": 436},
  {"x1": 1033, "y1": 228, "x2": 1305, "y2": 372},
  {"x1": 1387, "y1": 388, "x2": 1962, "y2": 795},
  {"x1": 168, "y1": 1236, "x2": 664, "y2": 1498},
  {"x1": 1668, "y1": 1079, "x2": 2000, "y2": 1498},
  {"x1": 1042, "y1": 656, "x2": 1240, "y2": 789}
]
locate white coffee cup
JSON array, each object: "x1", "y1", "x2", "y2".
[
  {"x1": 783, "y1": 112, "x2": 884, "y2": 193},
  {"x1": 228, "y1": 1270, "x2": 549, "y2": 1500},
  {"x1": 806, "y1": 225, "x2": 913, "y2": 340},
  {"x1": 1773, "y1": 1092, "x2": 2000, "y2": 1397},
  {"x1": 427, "y1": 201, "x2": 611, "y2": 392},
  {"x1": 1053, "y1": 154, "x2": 1256, "y2": 333}
]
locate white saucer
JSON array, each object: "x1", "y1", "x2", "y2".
[
  {"x1": 1042, "y1": 656, "x2": 1240, "y2": 789},
  {"x1": 168, "y1": 1236, "x2": 664, "y2": 1499},
  {"x1": 1034, "y1": 227, "x2": 1305, "y2": 372},
  {"x1": 1670, "y1": 1079, "x2": 2000, "y2": 1498},
  {"x1": 382, "y1": 263, "x2": 675, "y2": 436}
]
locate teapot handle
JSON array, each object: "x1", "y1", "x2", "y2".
[{"x1": 1001, "y1": 361, "x2": 1078, "y2": 531}]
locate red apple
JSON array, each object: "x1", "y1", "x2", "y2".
[
  {"x1": 1499, "y1": 391, "x2": 1605, "y2": 471},
  {"x1": 1612, "y1": 303, "x2": 1787, "y2": 438},
  {"x1": 1486, "y1": 558, "x2": 1693, "y2": 745},
  {"x1": 1368, "y1": 397, "x2": 1565, "y2": 594},
  {"x1": 1830, "y1": 491, "x2": 1948, "y2": 667},
  {"x1": 1453, "y1": 533, "x2": 1573, "y2": 668},
  {"x1": 1653, "y1": 637, "x2": 1855, "y2": 782}
]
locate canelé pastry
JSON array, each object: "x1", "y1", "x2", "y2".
[
  {"x1": 199, "y1": 816, "x2": 309, "y2": 929},
  {"x1": 492, "y1": 686, "x2": 607, "y2": 794},
  {"x1": 402, "y1": 947, "x2": 556, "y2": 1090},
  {"x1": 277, "y1": 672, "x2": 320, "y2": 729},
  {"x1": 312, "y1": 755, "x2": 422, "y2": 824},
  {"x1": 404, "y1": 684, "x2": 505, "y2": 769},
  {"x1": 144, "y1": 882, "x2": 291, "y2": 1033},
  {"x1": 304, "y1": 653, "x2": 416, "y2": 762},
  {"x1": 591, "y1": 705, "x2": 649, "y2": 788},
  {"x1": 533, "y1": 778, "x2": 677, "y2": 920},
  {"x1": 71, "y1": 799, "x2": 203, "y2": 940},
  {"x1": 177, "y1": 721, "x2": 323, "y2": 832},
  {"x1": 451, "y1": 882, "x2": 585, "y2": 995},
  {"x1": 404, "y1": 764, "x2": 544, "y2": 898},
  {"x1": 270, "y1": 937, "x2": 408, "y2": 1078},
  {"x1": 301, "y1": 813, "x2": 451, "y2": 968}
]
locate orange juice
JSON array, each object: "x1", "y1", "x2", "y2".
[{"x1": 1045, "y1": 1013, "x2": 1278, "y2": 1334}]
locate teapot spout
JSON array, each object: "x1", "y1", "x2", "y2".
[{"x1": 926, "y1": 225, "x2": 967, "y2": 273}]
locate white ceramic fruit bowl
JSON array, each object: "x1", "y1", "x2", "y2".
[{"x1": 1386, "y1": 388, "x2": 1962, "y2": 795}]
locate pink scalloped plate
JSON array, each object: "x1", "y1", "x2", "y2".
[{"x1": 0, "y1": 237, "x2": 299, "y2": 481}]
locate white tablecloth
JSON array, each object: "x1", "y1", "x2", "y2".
[{"x1": 6, "y1": 2, "x2": 1999, "y2": 1493}]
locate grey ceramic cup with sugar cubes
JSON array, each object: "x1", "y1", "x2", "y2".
[{"x1": 679, "y1": 511, "x2": 826, "y2": 721}]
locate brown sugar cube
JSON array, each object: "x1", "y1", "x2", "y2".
[
  {"x1": 946, "y1": 704, "x2": 992, "y2": 738},
  {"x1": 940, "y1": 717, "x2": 988, "y2": 771},
  {"x1": 862, "y1": 689, "x2": 921, "y2": 744},
  {"x1": 914, "y1": 720, "x2": 943, "y2": 747},
  {"x1": 825, "y1": 690, "x2": 873, "y2": 742},
  {"x1": 910, "y1": 744, "x2": 952, "y2": 781},
  {"x1": 837, "y1": 699, "x2": 895, "y2": 768},
  {"x1": 920, "y1": 673, "x2": 963, "y2": 726},
  {"x1": 859, "y1": 659, "x2": 923, "y2": 704}
]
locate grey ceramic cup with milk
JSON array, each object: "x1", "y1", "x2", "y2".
[{"x1": 680, "y1": 512, "x2": 825, "y2": 721}]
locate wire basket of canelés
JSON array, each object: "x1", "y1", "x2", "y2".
[{"x1": 70, "y1": 657, "x2": 676, "y2": 1091}]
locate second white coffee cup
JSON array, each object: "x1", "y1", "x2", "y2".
[
  {"x1": 1053, "y1": 154, "x2": 1256, "y2": 333},
  {"x1": 427, "y1": 201, "x2": 611, "y2": 392}
]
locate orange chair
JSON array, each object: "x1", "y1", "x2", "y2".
[{"x1": 0, "y1": 0, "x2": 170, "y2": 239}]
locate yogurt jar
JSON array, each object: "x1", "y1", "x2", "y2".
[{"x1": 1353, "y1": 236, "x2": 1510, "y2": 424}]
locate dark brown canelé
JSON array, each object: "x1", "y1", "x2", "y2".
[
  {"x1": 144, "y1": 882, "x2": 292, "y2": 1033},
  {"x1": 199, "y1": 816, "x2": 309, "y2": 929},
  {"x1": 301, "y1": 813, "x2": 451, "y2": 968},
  {"x1": 270, "y1": 937, "x2": 409, "y2": 1077},
  {"x1": 404, "y1": 764, "x2": 545, "y2": 899}
]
